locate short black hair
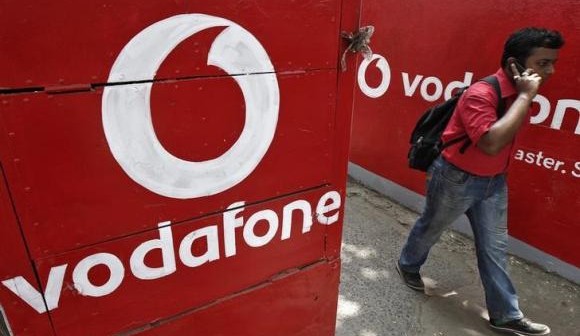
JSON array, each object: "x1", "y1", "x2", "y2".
[{"x1": 501, "y1": 27, "x2": 564, "y2": 67}]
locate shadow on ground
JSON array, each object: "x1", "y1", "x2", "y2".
[{"x1": 336, "y1": 180, "x2": 579, "y2": 336}]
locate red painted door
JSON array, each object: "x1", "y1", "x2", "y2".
[{"x1": 0, "y1": 1, "x2": 361, "y2": 334}]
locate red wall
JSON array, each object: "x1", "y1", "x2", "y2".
[
  {"x1": 350, "y1": 0, "x2": 579, "y2": 267},
  {"x1": 0, "y1": 1, "x2": 359, "y2": 334}
]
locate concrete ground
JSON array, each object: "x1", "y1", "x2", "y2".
[{"x1": 336, "y1": 180, "x2": 579, "y2": 336}]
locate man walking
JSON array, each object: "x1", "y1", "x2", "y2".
[{"x1": 396, "y1": 27, "x2": 564, "y2": 335}]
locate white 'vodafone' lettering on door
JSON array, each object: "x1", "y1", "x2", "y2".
[
  {"x1": 1, "y1": 191, "x2": 341, "y2": 314},
  {"x1": 402, "y1": 72, "x2": 473, "y2": 102}
]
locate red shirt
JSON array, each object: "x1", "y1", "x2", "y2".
[{"x1": 441, "y1": 68, "x2": 527, "y2": 176}]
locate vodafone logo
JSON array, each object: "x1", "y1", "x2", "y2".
[
  {"x1": 358, "y1": 53, "x2": 580, "y2": 135},
  {"x1": 102, "y1": 14, "x2": 280, "y2": 199},
  {"x1": 357, "y1": 54, "x2": 391, "y2": 98}
]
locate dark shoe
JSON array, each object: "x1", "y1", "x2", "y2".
[
  {"x1": 395, "y1": 261, "x2": 424, "y2": 292},
  {"x1": 490, "y1": 317, "x2": 550, "y2": 335}
]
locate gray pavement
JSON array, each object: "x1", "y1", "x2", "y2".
[{"x1": 336, "y1": 179, "x2": 579, "y2": 336}]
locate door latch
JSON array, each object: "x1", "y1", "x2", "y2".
[{"x1": 340, "y1": 26, "x2": 375, "y2": 71}]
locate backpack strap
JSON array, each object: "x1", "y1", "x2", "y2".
[
  {"x1": 482, "y1": 75, "x2": 506, "y2": 118},
  {"x1": 457, "y1": 75, "x2": 506, "y2": 153}
]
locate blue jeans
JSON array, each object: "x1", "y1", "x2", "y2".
[{"x1": 399, "y1": 156, "x2": 523, "y2": 322}]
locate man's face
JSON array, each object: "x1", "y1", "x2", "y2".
[{"x1": 524, "y1": 47, "x2": 559, "y2": 83}]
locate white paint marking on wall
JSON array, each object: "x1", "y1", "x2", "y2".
[
  {"x1": 179, "y1": 226, "x2": 221, "y2": 268},
  {"x1": 530, "y1": 94, "x2": 551, "y2": 124},
  {"x1": 316, "y1": 190, "x2": 341, "y2": 224},
  {"x1": 1, "y1": 265, "x2": 67, "y2": 314},
  {"x1": 72, "y1": 253, "x2": 124, "y2": 297},
  {"x1": 357, "y1": 54, "x2": 391, "y2": 98},
  {"x1": 1, "y1": 191, "x2": 343, "y2": 313},
  {"x1": 243, "y1": 209, "x2": 279, "y2": 247},
  {"x1": 551, "y1": 99, "x2": 580, "y2": 134},
  {"x1": 130, "y1": 221, "x2": 176, "y2": 280},
  {"x1": 102, "y1": 14, "x2": 280, "y2": 199},
  {"x1": 281, "y1": 200, "x2": 313, "y2": 240}
]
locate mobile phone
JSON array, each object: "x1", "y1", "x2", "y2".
[{"x1": 510, "y1": 60, "x2": 527, "y2": 75}]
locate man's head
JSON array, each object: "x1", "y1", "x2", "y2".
[{"x1": 501, "y1": 27, "x2": 564, "y2": 82}]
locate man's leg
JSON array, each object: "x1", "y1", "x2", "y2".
[
  {"x1": 399, "y1": 158, "x2": 473, "y2": 273},
  {"x1": 466, "y1": 176, "x2": 523, "y2": 322},
  {"x1": 467, "y1": 179, "x2": 550, "y2": 335}
]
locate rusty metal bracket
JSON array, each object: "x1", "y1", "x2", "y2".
[{"x1": 340, "y1": 26, "x2": 375, "y2": 72}]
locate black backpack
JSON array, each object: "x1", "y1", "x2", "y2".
[{"x1": 407, "y1": 76, "x2": 505, "y2": 172}]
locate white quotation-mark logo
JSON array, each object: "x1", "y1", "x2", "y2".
[{"x1": 102, "y1": 14, "x2": 280, "y2": 199}]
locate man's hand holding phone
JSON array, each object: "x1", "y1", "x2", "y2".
[{"x1": 510, "y1": 61, "x2": 541, "y2": 99}]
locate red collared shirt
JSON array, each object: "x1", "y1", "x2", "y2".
[{"x1": 441, "y1": 68, "x2": 527, "y2": 176}]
